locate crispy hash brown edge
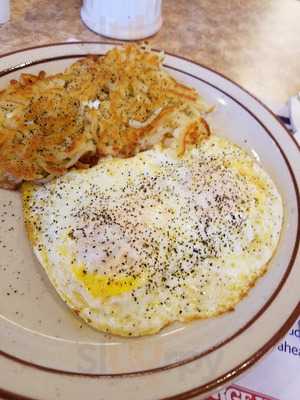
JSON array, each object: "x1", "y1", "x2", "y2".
[{"x1": 0, "y1": 44, "x2": 211, "y2": 189}]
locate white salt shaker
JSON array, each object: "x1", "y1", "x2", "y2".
[
  {"x1": 81, "y1": 0, "x2": 162, "y2": 40},
  {"x1": 0, "y1": 0, "x2": 10, "y2": 24}
]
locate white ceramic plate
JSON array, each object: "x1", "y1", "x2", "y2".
[{"x1": 0, "y1": 42, "x2": 299, "y2": 400}]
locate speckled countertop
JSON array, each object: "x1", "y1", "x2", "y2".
[{"x1": 0, "y1": 0, "x2": 300, "y2": 109}]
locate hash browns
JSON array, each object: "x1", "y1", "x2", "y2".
[{"x1": 0, "y1": 44, "x2": 211, "y2": 189}]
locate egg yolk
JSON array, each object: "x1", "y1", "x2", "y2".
[{"x1": 72, "y1": 265, "x2": 140, "y2": 299}]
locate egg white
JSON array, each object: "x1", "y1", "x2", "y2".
[{"x1": 22, "y1": 136, "x2": 283, "y2": 336}]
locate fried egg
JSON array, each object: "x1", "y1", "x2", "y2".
[{"x1": 22, "y1": 136, "x2": 283, "y2": 337}]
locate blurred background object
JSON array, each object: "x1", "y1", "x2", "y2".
[
  {"x1": 81, "y1": 0, "x2": 162, "y2": 40},
  {"x1": 0, "y1": 0, "x2": 10, "y2": 24}
]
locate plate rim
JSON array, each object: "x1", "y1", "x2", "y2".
[{"x1": 0, "y1": 41, "x2": 299, "y2": 400}]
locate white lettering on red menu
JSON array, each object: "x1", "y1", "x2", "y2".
[{"x1": 207, "y1": 384, "x2": 279, "y2": 400}]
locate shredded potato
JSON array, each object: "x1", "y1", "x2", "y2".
[{"x1": 0, "y1": 44, "x2": 211, "y2": 189}]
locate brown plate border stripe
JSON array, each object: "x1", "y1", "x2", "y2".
[
  {"x1": 0, "y1": 42, "x2": 299, "y2": 399},
  {"x1": 0, "y1": 388, "x2": 34, "y2": 400}
]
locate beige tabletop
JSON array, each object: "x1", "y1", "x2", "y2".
[{"x1": 0, "y1": 0, "x2": 300, "y2": 110}]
